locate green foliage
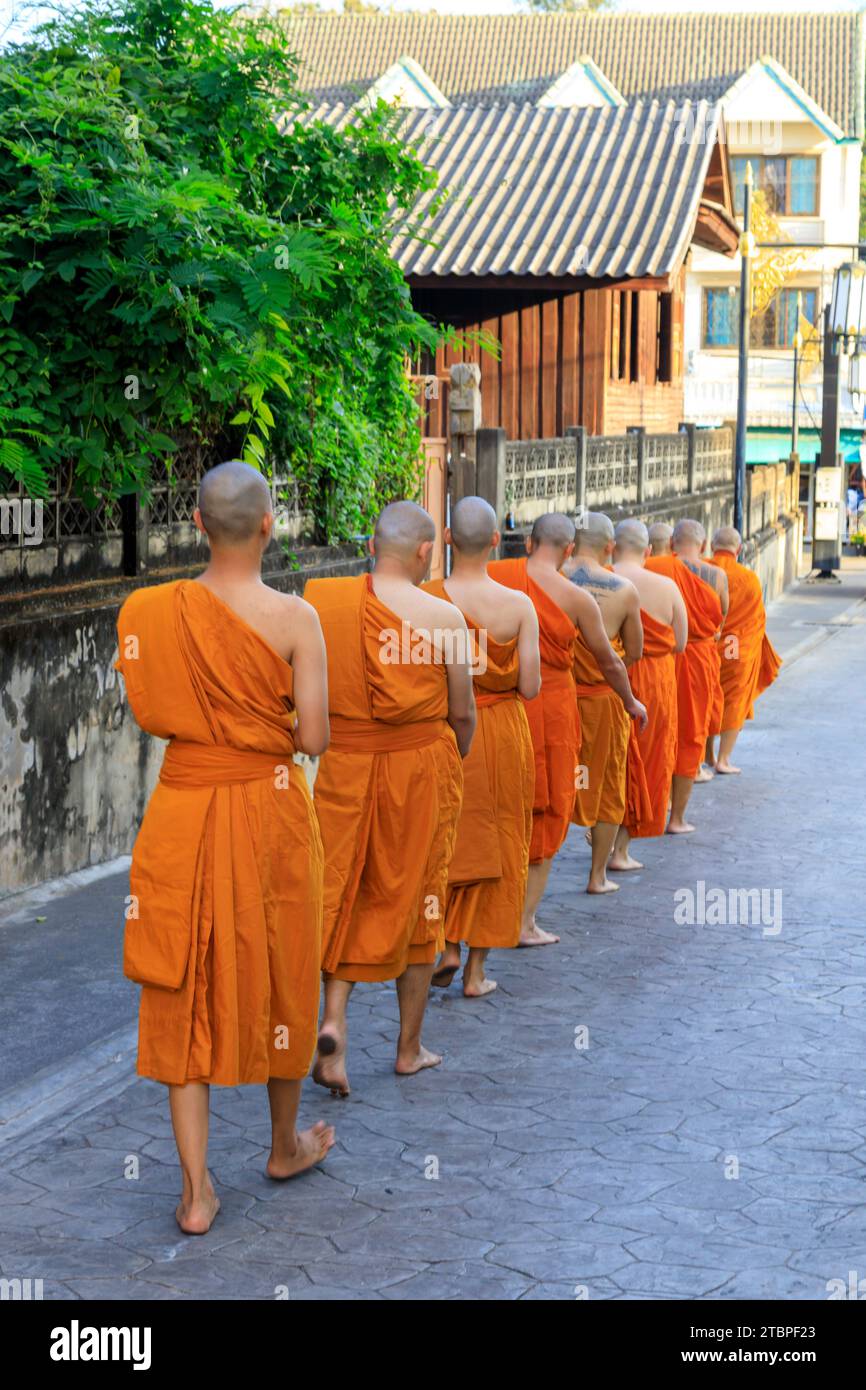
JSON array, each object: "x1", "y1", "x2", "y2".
[{"x1": 0, "y1": 0, "x2": 444, "y2": 539}]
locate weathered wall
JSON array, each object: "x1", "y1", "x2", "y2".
[
  {"x1": 501, "y1": 483, "x2": 737, "y2": 558},
  {"x1": 0, "y1": 545, "x2": 368, "y2": 895}
]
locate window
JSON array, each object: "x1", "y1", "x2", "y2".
[
  {"x1": 609, "y1": 290, "x2": 640, "y2": 383},
  {"x1": 703, "y1": 287, "x2": 739, "y2": 347},
  {"x1": 731, "y1": 155, "x2": 819, "y2": 217},
  {"x1": 702, "y1": 286, "x2": 818, "y2": 349}
]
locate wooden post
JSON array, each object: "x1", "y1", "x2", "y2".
[
  {"x1": 679, "y1": 420, "x2": 697, "y2": 495},
  {"x1": 475, "y1": 427, "x2": 506, "y2": 529},
  {"x1": 565, "y1": 425, "x2": 587, "y2": 520},
  {"x1": 628, "y1": 425, "x2": 647, "y2": 505},
  {"x1": 449, "y1": 362, "x2": 482, "y2": 505}
]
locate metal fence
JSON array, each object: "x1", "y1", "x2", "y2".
[
  {"x1": 0, "y1": 456, "x2": 308, "y2": 589},
  {"x1": 503, "y1": 425, "x2": 735, "y2": 525}
]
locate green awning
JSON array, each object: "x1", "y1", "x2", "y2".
[{"x1": 745, "y1": 428, "x2": 864, "y2": 464}]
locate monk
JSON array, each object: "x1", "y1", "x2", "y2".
[
  {"x1": 116, "y1": 460, "x2": 334, "y2": 1237},
  {"x1": 306, "y1": 502, "x2": 474, "y2": 1097},
  {"x1": 562, "y1": 513, "x2": 648, "y2": 893},
  {"x1": 489, "y1": 513, "x2": 636, "y2": 931},
  {"x1": 706, "y1": 525, "x2": 782, "y2": 773},
  {"x1": 611, "y1": 519, "x2": 687, "y2": 869},
  {"x1": 646, "y1": 519, "x2": 728, "y2": 833},
  {"x1": 648, "y1": 521, "x2": 673, "y2": 557},
  {"x1": 424, "y1": 498, "x2": 539, "y2": 997}
]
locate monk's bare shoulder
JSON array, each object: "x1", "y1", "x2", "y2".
[
  {"x1": 413, "y1": 588, "x2": 468, "y2": 633},
  {"x1": 489, "y1": 580, "x2": 535, "y2": 621},
  {"x1": 567, "y1": 562, "x2": 630, "y2": 598},
  {"x1": 680, "y1": 556, "x2": 727, "y2": 595}
]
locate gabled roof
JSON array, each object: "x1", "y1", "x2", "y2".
[
  {"x1": 538, "y1": 57, "x2": 624, "y2": 110},
  {"x1": 300, "y1": 101, "x2": 738, "y2": 284},
  {"x1": 359, "y1": 56, "x2": 450, "y2": 110},
  {"x1": 282, "y1": 11, "x2": 864, "y2": 139},
  {"x1": 722, "y1": 57, "x2": 847, "y2": 143}
]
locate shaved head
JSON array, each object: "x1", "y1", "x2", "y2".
[
  {"x1": 648, "y1": 522, "x2": 673, "y2": 555},
  {"x1": 574, "y1": 511, "x2": 615, "y2": 554},
  {"x1": 672, "y1": 519, "x2": 706, "y2": 551},
  {"x1": 198, "y1": 460, "x2": 272, "y2": 545},
  {"x1": 712, "y1": 525, "x2": 742, "y2": 553},
  {"x1": 450, "y1": 496, "x2": 498, "y2": 555},
  {"x1": 614, "y1": 518, "x2": 649, "y2": 555},
  {"x1": 530, "y1": 512, "x2": 576, "y2": 549},
  {"x1": 373, "y1": 500, "x2": 435, "y2": 559}
]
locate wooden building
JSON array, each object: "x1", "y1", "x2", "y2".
[{"x1": 305, "y1": 100, "x2": 739, "y2": 440}]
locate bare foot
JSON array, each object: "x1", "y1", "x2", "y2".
[
  {"x1": 715, "y1": 761, "x2": 741, "y2": 775},
  {"x1": 395, "y1": 1043, "x2": 442, "y2": 1077},
  {"x1": 587, "y1": 876, "x2": 620, "y2": 894},
  {"x1": 432, "y1": 944, "x2": 461, "y2": 988},
  {"x1": 694, "y1": 765, "x2": 714, "y2": 783},
  {"x1": 176, "y1": 1180, "x2": 220, "y2": 1236},
  {"x1": 463, "y1": 976, "x2": 497, "y2": 998},
  {"x1": 518, "y1": 923, "x2": 560, "y2": 946},
  {"x1": 267, "y1": 1120, "x2": 336, "y2": 1180},
  {"x1": 312, "y1": 1026, "x2": 350, "y2": 1098},
  {"x1": 666, "y1": 819, "x2": 696, "y2": 835},
  {"x1": 608, "y1": 853, "x2": 644, "y2": 872},
  {"x1": 584, "y1": 828, "x2": 592, "y2": 845}
]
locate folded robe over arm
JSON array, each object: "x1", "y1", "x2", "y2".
[
  {"x1": 708, "y1": 549, "x2": 782, "y2": 733},
  {"x1": 571, "y1": 630, "x2": 632, "y2": 828},
  {"x1": 487, "y1": 558, "x2": 579, "y2": 864},
  {"x1": 646, "y1": 556, "x2": 723, "y2": 780},
  {"x1": 305, "y1": 574, "x2": 463, "y2": 983},
  {"x1": 624, "y1": 610, "x2": 678, "y2": 838},
  {"x1": 424, "y1": 579, "x2": 534, "y2": 950},
  {"x1": 115, "y1": 579, "x2": 324, "y2": 1088}
]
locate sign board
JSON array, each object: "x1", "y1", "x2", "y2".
[
  {"x1": 815, "y1": 504, "x2": 840, "y2": 541},
  {"x1": 815, "y1": 466, "x2": 843, "y2": 504}
]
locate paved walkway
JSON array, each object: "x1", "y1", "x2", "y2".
[{"x1": 1, "y1": 562, "x2": 865, "y2": 1300}]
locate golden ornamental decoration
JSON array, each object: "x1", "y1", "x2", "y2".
[{"x1": 749, "y1": 190, "x2": 811, "y2": 318}]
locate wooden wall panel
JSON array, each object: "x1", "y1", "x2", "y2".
[
  {"x1": 480, "y1": 315, "x2": 501, "y2": 429},
  {"x1": 519, "y1": 304, "x2": 540, "y2": 440},
  {"x1": 499, "y1": 310, "x2": 519, "y2": 441},
  {"x1": 541, "y1": 298, "x2": 559, "y2": 438},
  {"x1": 582, "y1": 289, "x2": 609, "y2": 436},
  {"x1": 561, "y1": 292, "x2": 581, "y2": 431}
]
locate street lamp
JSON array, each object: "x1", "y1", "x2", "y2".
[{"x1": 814, "y1": 261, "x2": 866, "y2": 577}]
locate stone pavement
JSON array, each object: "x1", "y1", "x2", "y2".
[{"x1": 1, "y1": 562, "x2": 865, "y2": 1301}]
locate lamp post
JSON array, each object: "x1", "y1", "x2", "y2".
[
  {"x1": 813, "y1": 261, "x2": 866, "y2": 577},
  {"x1": 734, "y1": 163, "x2": 753, "y2": 537}
]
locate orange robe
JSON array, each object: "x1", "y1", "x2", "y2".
[
  {"x1": 423, "y1": 580, "x2": 534, "y2": 950},
  {"x1": 571, "y1": 630, "x2": 631, "y2": 827},
  {"x1": 305, "y1": 574, "x2": 463, "y2": 983},
  {"x1": 625, "y1": 610, "x2": 678, "y2": 838},
  {"x1": 708, "y1": 549, "x2": 782, "y2": 732},
  {"x1": 646, "y1": 555, "x2": 723, "y2": 780},
  {"x1": 488, "y1": 557, "x2": 579, "y2": 864},
  {"x1": 115, "y1": 580, "x2": 323, "y2": 1087}
]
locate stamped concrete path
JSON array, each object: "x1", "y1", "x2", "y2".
[{"x1": 1, "y1": 562, "x2": 864, "y2": 1300}]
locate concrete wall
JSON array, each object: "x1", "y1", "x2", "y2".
[{"x1": 0, "y1": 545, "x2": 368, "y2": 896}]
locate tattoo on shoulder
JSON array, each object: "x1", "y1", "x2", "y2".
[
  {"x1": 568, "y1": 563, "x2": 623, "y2": 594},
  {"x1": 680, "y1": 557, "x2": 719, "y2": 588}
]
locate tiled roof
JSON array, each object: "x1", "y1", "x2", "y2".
[
  {"x1": 282, "y1": 11, "x2": 865, "y2": 138},
  {"x1": 300, "y1": 101, "x2": 734, "y2": 282}
]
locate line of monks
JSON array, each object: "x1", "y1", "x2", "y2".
[{"x1": 116, "y1": 460, "x2": 780, "y2": 1234}]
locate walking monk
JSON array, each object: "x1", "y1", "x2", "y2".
[
  {"x1": 116, "y1": 460, "x2": 334, "y2": 1236},
  {"x1": 306, "y1": 502, "x2": 474, "y2": 1097},
  {"x1": 611, "y1": 519, "x2": 687, "y2": 868},
  {"x1": 646, "y1": 519, "x2": 728, "y2": 833},
  {"x1": 648, "y1": 522, "x2": 673, "y2": 557},
  {"x1": 562, "y1": 513, "x2": 649, "y2": 893},
  {"x1": 489, "y1": 514, "x2": 624, "y2": 934},
  {"x1": 425, "y1": 497, "x2": 539, "y2": 997},
  {"x1": 706, "y1": 525, "x2": 782, "y2": 773}
]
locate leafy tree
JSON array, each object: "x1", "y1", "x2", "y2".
[{"x1": 0, "y1": 0, "x2": 446, "y2": 540}]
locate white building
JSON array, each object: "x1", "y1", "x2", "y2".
[{"x1": 286, "y1": 10, "x2": 866, "y2": 462}]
